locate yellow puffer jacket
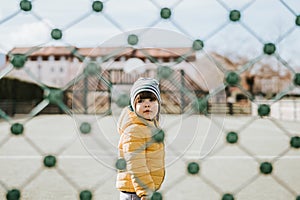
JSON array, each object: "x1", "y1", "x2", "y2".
[{"x1": 116, "y1": 106, "x2": 165, "y2": 197}]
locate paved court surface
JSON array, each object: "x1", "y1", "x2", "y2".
[{"x1": 0, "y1": 114, "x2": 299, "y2": 199}]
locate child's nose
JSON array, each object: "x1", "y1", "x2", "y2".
[{"x1": 144, "y1": 100, "x2": 150, "y2": 107}]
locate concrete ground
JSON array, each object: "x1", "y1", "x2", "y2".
[{"x1": 0, "y1": 114, "x2": 299, "y2": 200}]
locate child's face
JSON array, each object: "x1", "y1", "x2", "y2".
[{"x1": 135, "y1": 98, "x2": 159, "y2": 120}]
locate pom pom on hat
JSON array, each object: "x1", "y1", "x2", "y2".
[{"x1": 130, "y1": 77, "x2": 161, "y2": 109}]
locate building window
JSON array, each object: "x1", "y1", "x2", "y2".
[
  {"x1": 37, "y1": 56, "x2": 42, "y2": 62},
  {"x1": 30, "y1": 56, "x2": 37, "y2": 61},
  {"x1": 49, "y1": 56, "x2": 54, "y2": 61}
]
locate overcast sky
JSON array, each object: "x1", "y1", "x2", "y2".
[{"x1": 0, "y1": 0, "x2": 300, "y2": 67}]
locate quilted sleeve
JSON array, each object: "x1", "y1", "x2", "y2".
[{"x1": 121, "y1": 124, "x2": 155, "y2": 197}]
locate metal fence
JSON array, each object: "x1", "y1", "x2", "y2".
[{"x1": 0, "y1": 0, "x2": 300, "y2": 200}]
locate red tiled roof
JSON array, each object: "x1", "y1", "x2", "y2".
[
  {"x1": 9, "y1": 46, "x2": 195, "y2": 59},
  {"x1": 8, "y1": 46, "x2": 75, "y2": 56}
]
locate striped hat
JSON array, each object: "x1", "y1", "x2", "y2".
[{"x1": 130, "y1": 77, "x2": 161, "y2": 109}]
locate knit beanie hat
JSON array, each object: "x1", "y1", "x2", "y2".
[{"x1": 130, "y1": 77, "x2": 161, "y2": 110}]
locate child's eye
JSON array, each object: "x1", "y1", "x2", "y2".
[{"x1": 137, "y1": 99, "x2": 143, "y2": 103}]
